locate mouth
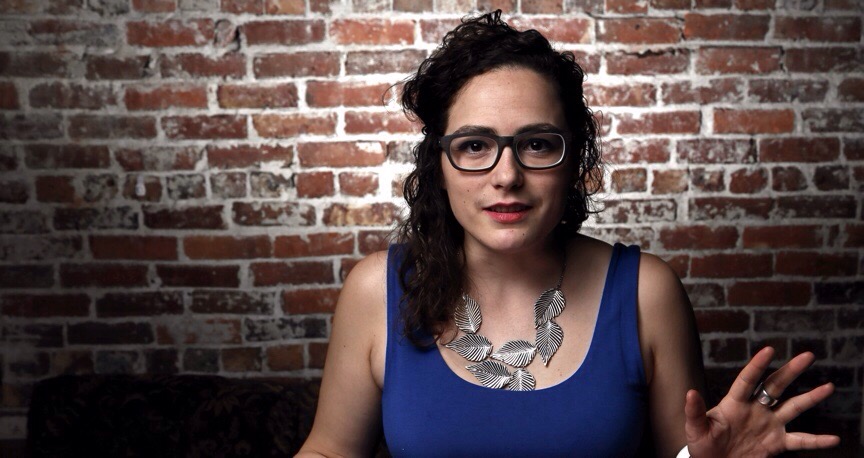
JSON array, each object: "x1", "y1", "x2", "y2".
[{"x1": 485, "y1": 204, "x2": 532, "y2": 213}]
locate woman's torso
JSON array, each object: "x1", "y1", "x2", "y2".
[{"x1": 379, "y1": 239, "x2": 648, "y2": 457}]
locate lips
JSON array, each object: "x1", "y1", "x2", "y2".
[
  {"x1": 483, "y1": 203, "x2": 532, "y2": 223},
  {"x1": 485, "y1": 203, "x2": 531, "y2": 213}
]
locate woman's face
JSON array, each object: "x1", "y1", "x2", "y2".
[{"x1": 441, "y1": 67, "x2": 573, "y2": 255}]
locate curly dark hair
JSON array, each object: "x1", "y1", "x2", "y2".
[{"x1": 395, "y1": 10, "x2": 603, "y2": 346}]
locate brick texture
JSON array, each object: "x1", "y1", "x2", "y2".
[{"x1": 0, "y1": 3, "x2": 860, "y2": 446}]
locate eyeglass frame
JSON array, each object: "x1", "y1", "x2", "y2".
[{"x1": 438, "y1": 131, "x2": 571, "y2": 172}]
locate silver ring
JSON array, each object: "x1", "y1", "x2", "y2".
[{"x1": 753, "y1": 382, "x2": 779, "y2": 408}]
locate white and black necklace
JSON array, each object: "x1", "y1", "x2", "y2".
[{"x1": 444, "y1": 259, "x2": 567, "y2": 391}]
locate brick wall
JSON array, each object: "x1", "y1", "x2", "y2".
[{"x1": 0, "y1": 0, "x2": 862, "y2": 446}]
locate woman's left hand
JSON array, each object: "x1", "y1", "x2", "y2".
[{"x1": 683, "y1": 346, "x2": 840, "y2": 458}]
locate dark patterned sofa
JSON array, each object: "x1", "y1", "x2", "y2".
[{"x1": 26, "y1": 374, "x2": 320, "y2": 457}]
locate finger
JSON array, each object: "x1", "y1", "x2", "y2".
[
  {"x1": 684, "y1": 389, "x2": 709, "y2": 443},
  {"x1": 728, "y1": 346, "x2": 774, "y2": 402},
  {"x1": 784, "y1": 432, "x2": 840, "y2": 451},
  {"x1": 761, "y1": 351, "x2": 816, "y2": 399},
  {"x1": 775, "y1": 382, "x2": 834, "y2": 424}
]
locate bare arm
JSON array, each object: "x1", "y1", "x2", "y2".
[
  {"x1": 296, "y1": 252, "x2": 388, "y2": 457},
  {"x1": 636, "y1": 252, "x2": 706, "y2": 458}
]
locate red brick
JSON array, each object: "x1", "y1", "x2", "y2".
[
  {"x1": 697, "y1": 47, "x2": 781, "y2": 74},
  {"x1": 776, "y1": 252, "x2": 858, "y2": 277},
  {"x1": 207, "y1": 144, "x2": 292, "y2": 169},
  {"x1": 267, "y1": 345, "x2": 304, "y2": 371},
  {"x1": 251, "y1": 261, "x2": 334, "y2": 286},
  {"x1": 116, "y1": 146, "x2": 200, "y2": 172},
  {"x1": 184, "y1": 235, "x2": 271, "y2": 259},
  {"x1": 594, "y1": 199, "x2": 676, "y2": 225},
  {"x1": 598, "y1": 18, "x2": 681, "y2": 44},
  {"x1": 254, "y1": 52, "x2": 339, "y2": 78},
  {"x1": 345, "y1": 111, "x2": 418, "y2": 134},
  {"x1": 127, "y1": 19, "x2": 214, "y2": 47},
  {"x1": 53, "y1": 207, "x2": 137, "y2": 231},
  {"x1": 813, "y1": 165, "x2": 849, "y2": 191},
  {"x1": 842, "y1": 224, "x2": 864, "y2": 248},
  {"x1": 1, "y1": 51, "x2": 74, "y2": 78},
  {"x1": 266, "y1": 0, "x2": 305, "y2": 14},
  {"x1": 0, "y1": 81, "x2": 18, "y2": 109},
  {"x1": 776, "y1": 196, "x2": 857, "y2": 219},
  {"x1": 748, "y1": 79, "x2": 828, "y2": 103},
  {"x1": 232, "y1": 202, "x2": 315, "y2": 226},
  {"x1": 29, "y1": 83, "x2": 116, "y2": 109},
  {"x1": 125, "y1": 85, "x2": 208, "y2": 110},
  {"x1": 222, "y1": 347, "x2": 262, "y2": 372},
  {"x1": 398, "y1": 0, "x2": 434, "y2": 11},
  {"x1": 96, "y1": 292, "x2": 184, "y2": 317},
  {"x1": 0, "y1": 180, "x2": 27, "y2": 203},
  {"x1": 157, "y1": 317, "x2": 242, "y2": 345},
  {"x1": 340, "y1": 257, "x2": 362, "y2": 281},
  {"x1": 606, "y1": 0, "x2": 646, "y2": 13},
  {"x1": 509, "y1": 17, "x2": 592, "y2": 44},
  {"x1": 690, "y1": 168, "x2": 725, "y2": 193},
  {"x1": 132, "y1": 0, "x2": 175, "y2": 12},
  {"x1": 689, "y1": 197, "x2": 773, "y2": 220},
  {"x1": 308, "y1": 342, "x2": 328, "y2": 369},
  {"x1": 331, "y1": 19, "x2": 414, "y2": 45},
  {"x1": 662, "y1": 78, "x2": 744, "y2": 104},
  {"x1": 785, "y1": 47, "x2": 862, "y2": 73},
  {"x1": 729, "y1": 168, "x2": 768, "y2": 194},
  {"x1": 86, "y1": 55, "x2": 150, "y2": 80},
  {"x1": 707, "y1": 338, "x2": 748, "y2": 363},
  {"x1": 217, "y1": 83, "x2": 297, "y2": 108},
  {"x1": 274, "y1": 233, "x2": 354, "y2": 258},
  {"x1": 695, "y1": 310, "x2": 750, "y2": 333},
  {"x1": 838, "y1": 78, "x2": 864, "y2": 102},
  {"x1": 223, "y1": 0, "x2": 264, "y2": 13},
  {"x1": 659, "y1": 225, "x2": 739, "y2": 250},
  {"x1": 90, "y1": 235, "x2": 177, "y2": 260},
  {"x1": 651, "y1": 170, "x2": 687, "y2": 194},
  {"x1": 735, "y1": 0, "x2": 773, "y2": 8},
  {"x1": 759, "y1": 137, "x2": 840, "y2": 163},
  {"x1": 728, "y1": 281, "x2": 811, "y2": 306},
  {"x1": 122, "y1": 175, "x2": 160, "y2": 201},
  {"x1": 296, "y1": 171, "x2": 334, "y2": 198},
  {"x1": 339, "y1": 172, "x2": 379, "y2": 196},
  {"x1": 157, "y1": 265, "x2": 240, "y2": 287},
  {"x1": 358, "y1": 230, "x2": 391, "y2": 254},
  {"x1": 774, "y1": 17, "x2": 861, "y2": 42},
  {"x1": 253, "y1": 113, "x2": 335, "y2": 138},
  {"x1": 520, "y1": 0, "x2": 563, "y2": 13},
  {"x1": 683, "y1": 14, "x2": 770, "y2": 40},
  {"x1": 162, "y1": 115, "x2": 247, "y2": 139},
  {"x1": 323, "y1": 203, "x2": 400, "y2": 226},
  {"x1": 306, "y1": 81, "x2": 392, "y2": 107},
  {"x1": 771, "y1": 166, "x2": 808, "y2": 192},
  {"x1": 606, "y1": 49, "x2": 690, "y2": 75},
  {"x1": 1, "y1": 294, "x2": 89, "y2": 317},
  {"x1": 161, "y1": 53, "x2": 246, "y2": 78},
  {"x1": 803, "y1": 108, "x2": 864, "y2": 133},
  {"x1": 143, "y1": 205, "x2": 225, "y2": 229},
  {"x1": 611, "y1": 168, "x2": 647, "y2": 193},
  {"x1": 297, "y1": 142, "x2": 385, "y2": 167},
  {"x1": 26, "y1": 144, "x2": 110, "y2": 169},
  {"x1": 68, "y1": 115, "x2": 157, "y2": 139},
  {"x1": 345, "y1": 50, "x2": 426, "y2": 75},
  {"x1": 586, "y1": 83, "x2": 656, "y2": 107},
  {"x1": 244, "y1": 20, "x2": 324, "y2": 45},
  {"x1": 68, "y1": 322, "x2": 153, "y2": 345},
  {"x1": 616, "y1": 111, "x2": 701, "y2": 135},
  {"x1": 190, "y1": 291, "x2": 274, "y2": 314},
  {"x1": 742, "y1": 225, "x2": 823, "y2": 249},
  {"x1": 28, "y1": 19, "x2": 118, "y2": 47},
  {"x1": 677, "y1": 139, "x2": 755, "y2": 164},
  {"x1": 692, "y1": 253, "x2": 772, "y2": 278},
  {"x1": 35, "y1": 176, "x2": 74, "y2": 203},
  {"x1": 714, "y1": 109, "x2": 794, "y2": 134},
  {"x1": 211, "y1": 172, "x2": 246, "y2": 198},
  {"x1": 60, "y1": 264, "x2": 148, "y2": 288},
  {"x1": 604, "y1": 139, "x2": 670, "y2": 164}
]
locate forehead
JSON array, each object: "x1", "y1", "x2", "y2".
[{"x1": 445, "y1": 67, "x2": 565, "y2": 135}]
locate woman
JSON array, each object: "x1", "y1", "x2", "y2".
[{"x1": 297, "y1": 11, "x2": 839, "y2": 457}]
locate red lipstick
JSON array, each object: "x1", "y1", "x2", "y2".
[{"x1": 484, "y1": 203, "x2": 531, "y2": 224}]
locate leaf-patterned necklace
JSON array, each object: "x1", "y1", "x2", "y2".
[{"x1": 444, "y1": 258, "x2": 566, "y2": 391}]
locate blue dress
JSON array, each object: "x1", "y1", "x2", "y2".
[{"x1": 381, "y1": 243, "x2": 648, "y2": 457}]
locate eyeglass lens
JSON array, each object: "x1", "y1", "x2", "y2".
[{"x1": 449, "y1": 133, "x2": 565, "y2": 170}]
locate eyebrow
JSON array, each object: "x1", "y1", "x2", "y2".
[{"x1": 449, "y1": 123, "x2": 565, "y2": 136}]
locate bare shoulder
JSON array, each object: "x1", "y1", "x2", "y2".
[
  {"x1": 335, "y1": 249, "x2": 389, "y2": 329},
  {"x1": 636, "y1": 251, "x2": 690, "y2": 315}
]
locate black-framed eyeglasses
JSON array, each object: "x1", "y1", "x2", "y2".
[{"x1": 439, "y1": 131, "x2": 568, "y2": 172}]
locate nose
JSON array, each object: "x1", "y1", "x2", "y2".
[{"x1": 489, "y1": 145, "x2": 523, "y2": 189}]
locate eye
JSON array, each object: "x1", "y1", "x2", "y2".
[{"x1": 452, "y1": 136, "x2": 495, "y2": 155}]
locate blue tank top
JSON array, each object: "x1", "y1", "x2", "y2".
[{"x1": 381, "y1": 243, "x2": 648, "y2": 457}]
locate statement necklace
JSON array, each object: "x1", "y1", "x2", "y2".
[{"x1": 444, "y1": 260, "x2": 567, "y2": 391}]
